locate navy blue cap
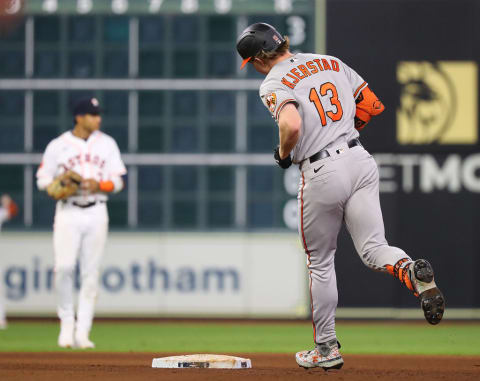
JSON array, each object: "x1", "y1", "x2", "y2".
[{"x1": 73, "y1": 97, "x2": 101, "y2": 116}]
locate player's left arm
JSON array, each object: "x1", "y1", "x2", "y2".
[
  {"x1": 100, "y1": 140, "x2": 127, "y2": 194},
  {"x1": 354, "y1": 86, "x2": 385, "y2": 131},
  {"x1": 81, "y1": 176, "x2": 124, "y2": 194},
  {"x1": 339, "y1": 59, "x2": 385, "y2": 130},
  {"x1": 82, "y1": 141, "x2": 127, "y2": 194},
  {"x1": 97, "y1": 175, "x2": 124, "y2": 194}
]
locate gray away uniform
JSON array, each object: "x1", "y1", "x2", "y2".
[{"x1": 259, "y1": 53, "x2": 410, "y2": 344}]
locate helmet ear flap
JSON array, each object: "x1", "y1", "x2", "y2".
[{"x1": 236, "y1": 23, "x2": 285, "y2": 66}]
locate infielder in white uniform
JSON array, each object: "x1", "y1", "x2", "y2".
[
  {"x1": 0, "y1": 194, "x2": 18, "y2": 329},
  {"x1": 36, "y1": 98, "x2": 126, "y2": 349},
  {"x1": 237, "y1": 23, "x2": 445, "y2": 370}
]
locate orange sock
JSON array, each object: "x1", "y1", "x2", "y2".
[{"x1": 385, "y1": 258, "x2": 418, "y2": 297}]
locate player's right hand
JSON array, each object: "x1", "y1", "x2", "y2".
[{"x1": 274, "y1": 145, "x2": 293, "y2": 169}]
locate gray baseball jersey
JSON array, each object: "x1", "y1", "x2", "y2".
[
  {"x1": 259, "y1": 53, "x2": 411, "y2": 345},
  {"x1": 260, "y1": 53, "x2": 367, "y2": 162}
]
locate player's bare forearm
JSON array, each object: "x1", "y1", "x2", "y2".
[{"x1": 278, "y1": 103, "x2": 302, "y2": 159}]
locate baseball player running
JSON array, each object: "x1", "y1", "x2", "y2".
[
  {"x1": 36, "y1": 98, "x2": 127, "y2": 349},
  {"x1": 236, "y1": 23, "x2": 445, "y2": 370},
  {"x1": 0, "y1": 194, "x2": 18, "y2": 329}
]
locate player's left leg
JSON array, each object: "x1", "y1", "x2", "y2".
[
  {"x1": 344, "y1": 148, "x2": 445, "y2": 324},
  {"x1": 295, "y1": 155, "x2": 347, "y2": 370},
  {"x1": 343, "y1": 150, "x2": 410, "y2": 269},
  {"x1": 75, "y1": 203, "x2": 108, "y2": 349}
]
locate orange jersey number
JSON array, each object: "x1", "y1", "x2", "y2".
[{"x1": 309, "y1": 82, "x2": 344, "y2": 126}]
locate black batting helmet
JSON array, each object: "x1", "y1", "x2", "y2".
[{"x1": 236, "y1": 23, "x2": 286, "y2": 69}]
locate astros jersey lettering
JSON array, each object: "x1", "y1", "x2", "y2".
[{"x1": 259, "y1": 53, "x2": 367, "y2": 162}]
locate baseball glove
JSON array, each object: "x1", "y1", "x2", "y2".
[
  {"x1": 46, "y1": 170, "x2": 83, "y2": 200},
  {"x1": 274, "y1": 145, "x2": 293, "y2": 169}
]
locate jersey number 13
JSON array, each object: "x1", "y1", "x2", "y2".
[{"x1": 309, "y1": 82, "x2": 343, "y2": 126}]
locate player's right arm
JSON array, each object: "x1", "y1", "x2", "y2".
[
  {"x1": 259, "y1": 80, "x2": 299, "y2": 160},
  {"x1": 277, "y1": 103, "x2": 302, "y2": 159},
  {"x1": 36, "y1": 141, "x2": 58, "y2": 191}
]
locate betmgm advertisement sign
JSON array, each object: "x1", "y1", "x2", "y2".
[{"x1": 397, "y1": 61, "x2": 478, "y2": 145}]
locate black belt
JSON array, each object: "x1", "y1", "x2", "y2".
[
  {"x1": 309, "y1": 139, "x2": 361, "y2": 164},
  {"x1": 62, "y1": 200, "x2": 104, "y2": 208}
]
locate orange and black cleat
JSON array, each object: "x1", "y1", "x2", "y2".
[{"x1": 409, "y1": 259, "x2": 445, "y2": 325}]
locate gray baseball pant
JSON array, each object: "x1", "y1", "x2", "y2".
[{"x1": 297, "y1": 141, "x2": 410, "y2": 344}]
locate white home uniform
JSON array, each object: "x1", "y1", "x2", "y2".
[
  {"x1": 259, "y1": 53, "x2": 410, "y2": 344},
  {"x1": 36, "y1": 130, "x2": 126, "y2": 342}
]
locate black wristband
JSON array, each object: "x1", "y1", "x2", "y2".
[{"x1": 274, "y1": 146, "x2": 292, "y2": 169}]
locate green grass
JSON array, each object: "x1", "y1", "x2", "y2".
[{"x1": 0, "y1": 321, "x2": 479, "y2": 355}]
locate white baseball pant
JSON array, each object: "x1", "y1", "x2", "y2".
[{"x1": 53, "y1": 201, "x2": 108, "y2": 336}]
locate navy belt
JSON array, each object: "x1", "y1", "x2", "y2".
[
  {"x1": 62, "y1": 200, "x2": 104, "y2": 208},
  {"x1": 309, "y1": 139, "x2": 361, "y2": 164}
]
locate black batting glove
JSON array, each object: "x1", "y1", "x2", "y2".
[{"x1": 274, "y1": 145, "x2": 292, "y2": 169}]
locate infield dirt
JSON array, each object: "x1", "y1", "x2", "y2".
[{"x1": 1, "y1": 352, "x2": 479, "y2": 380}]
